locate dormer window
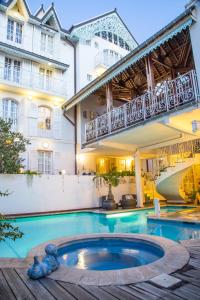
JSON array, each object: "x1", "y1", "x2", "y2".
[
  {"x1": 7, "y1": 18, "x2": 23, "y2": 44},
  {"x1": 40, "y1": 32, "x2": 54, "y2": 55}
]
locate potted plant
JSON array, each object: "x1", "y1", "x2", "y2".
[{"x1": 94, "y1": 168, "x2": 124, "y2": 210}]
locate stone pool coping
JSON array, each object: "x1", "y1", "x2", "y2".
[{"x1": 27, "y1": 233, "x2": 189, "y2": 286}]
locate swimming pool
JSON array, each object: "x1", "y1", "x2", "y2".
[{"x1": 1, "y1": 206, "x2": 200, "y2": 258}]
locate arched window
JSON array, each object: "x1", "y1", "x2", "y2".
[
  {"x1": 38, "y1": 106, "x2": 51, "y2": 130},
  {"x1": 2, "y1": 98, "x2": 18, "y2": 130}
]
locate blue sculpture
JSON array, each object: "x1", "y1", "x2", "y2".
[
  {"x1": 27, "y1": 256, "x2": 51, "y2": 280},
  {"x1": 42, "y1": 244, "x2": 60, "y2": 272},
  {"x1": 27, "y1": 244, "x2": 60, "y2": 280}
]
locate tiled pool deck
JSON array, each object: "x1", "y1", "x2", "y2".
[
  {"x1": 1, "y1": 239, "x2": 200, "y2": 300},
  {"x1": 148, "y1": 207, "x2": 200, "y2": 224}
]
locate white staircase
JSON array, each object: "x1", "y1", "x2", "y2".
[{"x1": 155, "y1": 158, "x2": 198, "y2": 203}]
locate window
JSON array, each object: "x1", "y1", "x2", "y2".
[
  {"x1": 85, "y1": 40, "x2": 91, "y2": 46},
  {"x1": 40, "y1": 32, "x2": 54, "y2": 54},
  {"x1": 87, "y1": 74, "x2": 92, "y2": 82},
  {"x1": 2, "y1": 99, "x2": 18, "y2": 130},
  {"x1": 7, "y1": 18, "x2": 22, "y2": 44},
  {"x1": 4, "y1": 57, "x2": 21, "y2": 83},
  {"x1": 113, "y1": 34, "x2": 118, "y2": 45},
  {"x1": 125, "y1": 42, "x2": 130, "y2": 51},
  {"x1": 108, "y1": 32, "x2": 113, "y2": 42},
  {"x1": 101, "y1": 31, "x2": 107, "y2": 40},
  {"x1": 119, "y1": 37, "x2": 124, "y2": 48},
  {"x1": 103, "y1": 49, "x2": 120, "y2": 67},
  {"x1": 38, "y1": 106, "x2": 51, "y2": 130},
  {"x1": 39, "y1": 68, "x2": 52, "y2": 90},
  {"x1": 94, "y1": 41, "x2": 99, "y2": 49},
  {"x1": 38, "y1": 151, "x2": 52, "y2": 174}
]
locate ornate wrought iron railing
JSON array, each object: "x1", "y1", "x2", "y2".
[{"x1": 85, "y1": 70, "x2": 199, "y2": 143}]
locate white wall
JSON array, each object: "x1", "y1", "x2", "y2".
[
  {"x1": 0, "y1": 175, "x2": 136, "y2": 215},
  {"x1": 0, "y1": 90, "x2": 75, "y2": 175},
  {"x1": 76, "y1": 36, "x2": 129, "y2": 91}
]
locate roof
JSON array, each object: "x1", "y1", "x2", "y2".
[
  {"x1": 62, "y1": 6, "x2": 195, "y2": 111},
  {"x1": 69, "y1": 9, "x2": 137, "y2": 45}
]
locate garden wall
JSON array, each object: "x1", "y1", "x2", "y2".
[{"x1": 0, "y1": 175, "x2": 136, "y2": 215}]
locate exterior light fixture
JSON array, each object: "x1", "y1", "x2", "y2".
[
  {"x1": 42, "y1": 142, "x2": 49, "y2": 149},
  {"x1": 61, "y1": 169, "x2": 66, "y2": 175},
  {"x1": 192, "y1": 120, "x2": 200, "y2": 132}
]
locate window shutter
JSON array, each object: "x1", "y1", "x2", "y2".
[
  {"x1": 28, "y1": 102, "x2": 38, "y2": 136},
  {"x1": 28, "y1": 150, "x2": 38, "y2": 172},
  {"x1": 53, "y1": 106, "x2": 62, "y2": 139},
  {"x1": 28, "y1": 102, "x2": 38, "y2": 118},
  {"x1": 53, "y1": 152, "x2": 62, "y2": 174}
]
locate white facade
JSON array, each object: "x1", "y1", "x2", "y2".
[{"x1": 0, "y1": 0, "x2": 136, "y2": 175}]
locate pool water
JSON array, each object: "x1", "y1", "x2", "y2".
[
  {"x1": 0, "y1": 206, "x2": 200, "y2": 258},
  {"x1": 58, "y1": 238, "x2": 164, "y2": 270}
]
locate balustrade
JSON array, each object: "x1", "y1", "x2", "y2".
[{"x1": 85, "y1": 70, "x2": 199, "y2": 143}]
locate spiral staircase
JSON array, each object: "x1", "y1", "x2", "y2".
[{"x1": 155, "y1": 158, "x2": 198, "y2": 203}]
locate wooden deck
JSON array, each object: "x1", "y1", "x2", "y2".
[{"x1": 1, "y1": 240, "x2": 200, "y2": 300}]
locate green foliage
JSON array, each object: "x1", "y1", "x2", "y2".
[
  {"x1": 0, "y1": 118, "x2": 30, "y2": 174},
  {"x1": 0, "y1": 192, "x2": 23, "y2": 242},
  {"x1": 94, "y1": 168, "x2": 135, "y2": 187}
]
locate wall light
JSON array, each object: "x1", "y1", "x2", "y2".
[{"x1": 42, "y1": 142, "x2": 49, "y2": 149}]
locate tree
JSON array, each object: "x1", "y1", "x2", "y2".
[
  {"x1": 0, "y1": 191, "x2": 23, "y2": 241},
  {"x1": 0, "y1": 118, "x2": 29, "y2": 241},
  {"x1": 0, "y1": 118, "x2": 30, "y2": 173}
]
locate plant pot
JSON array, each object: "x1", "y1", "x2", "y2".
[
  {"x1": 102, "y1": 199, "x2": 117, "y2": 210},
  {"x1": 121, "y1": 194, "x2": 137, "y2": 209}
]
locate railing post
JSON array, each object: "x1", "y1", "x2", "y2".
[
  {"x1": 85, "y1": 123, "x2": 87, "y2": 143},
  {"x1": 191, "y1": 70, "x2": 199, "y2": 105},
  {"x1": 165, "y1": 80, "x2": 169, "y2": 111},
  {"x1": 124, "y1": 104, "x2": 127, "y2": 127},
  {"x1": 108, "y1": 111, "x2": 111, "y2": 133},
  {"x1": 95, "y1": 118, "x2": 98, "y2": 138},
  {"x1": 142, "y1": 94, "x2": 146, "y2": 120}
]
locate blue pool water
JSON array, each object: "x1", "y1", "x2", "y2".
[
  {"x1": 58, "y1": 238, "x2": 164, "y2": 270},
  {"x1": 0, "y1": 206, "x2": 200, "y2": 258}
]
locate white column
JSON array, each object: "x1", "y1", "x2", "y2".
[{"x1": 134, "y1": 150, "x2": 144, "y2": 207}]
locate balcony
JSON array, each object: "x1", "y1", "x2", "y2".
[
  {"x1": 0, "y1": 65, "x2": 67, "y2": 98},
  {"x1": 94, "y1": 51, "x2": 122, "y2": 72},
  {"x1": 85, "y1": 70, "x2": 200, "y2": 144}
]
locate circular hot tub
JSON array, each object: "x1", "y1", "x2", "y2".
[
  {"x1": 57, "y1": 237, "x2": 164, "y2": 270},
  {"x1": 28, "y1": 233, "x2": 190, "y2": 286}
]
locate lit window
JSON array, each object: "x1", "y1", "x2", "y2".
[
  {"x1": 38, "y1": 151, "x2": 52, "y2": 174},
  {"x1": 4, "y1": 57, "x2": 21, "y2": 83},
  {"x1": 87, "y1": 74, "x2": 92, "y2": 81},
  {"x1": 40, "y1": 32, "x2": 54, "y2": 54},
  {"x1": 7, "y1": 18, "x2": 23, "y2": 44},
  {"x1": 38, "y1": 106, "x2": 51, "y2": 130},
  {"x1": 2, "y1": 99, "x2": 18, "y2": 131}
]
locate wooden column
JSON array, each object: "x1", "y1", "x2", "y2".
[
  {"x1": 106, "y1": 82, "x2": 113, "y2": 112},
  {"x1": 145, "y1": 55, "x2": 155, "y2": 92}
]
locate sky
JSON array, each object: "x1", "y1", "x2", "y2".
[{"x1": 28, "y1": 0, "x2": 188, "y2": 43}]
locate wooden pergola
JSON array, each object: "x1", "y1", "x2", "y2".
[{"x1": 95, "y1": 28, "x2": 194, "y2": 106}]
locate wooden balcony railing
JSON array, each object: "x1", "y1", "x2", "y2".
[{"x1": 85, "y1": 70, "x2": 199, "y2": 143}]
